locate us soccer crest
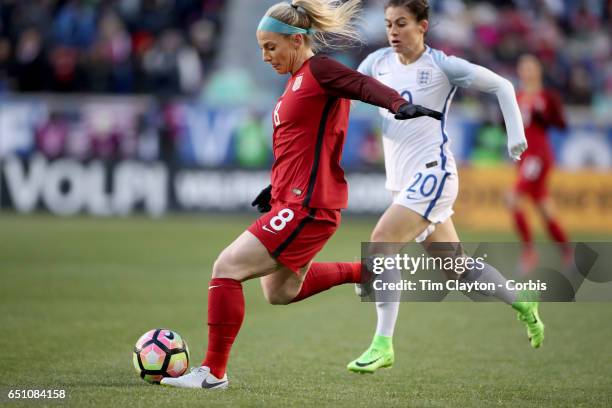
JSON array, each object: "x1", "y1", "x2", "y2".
[
  {"x1": 292, "y1": 74, "x2": 304, "y2": 91},
  {"x1": 416, "y1": 68, "x2": 432, "y2": 87}
]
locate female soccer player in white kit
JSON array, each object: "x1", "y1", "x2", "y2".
[{"x1": 347, "y1": 0, "x2": 545, "y2": 374}]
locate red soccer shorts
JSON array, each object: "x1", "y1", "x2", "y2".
[
  {"x1": 515, "y1": 154, "x2": 552, "y2": 201},
  {"x1": 248, "y1": 201, "x2": 341, "y2": 273}
]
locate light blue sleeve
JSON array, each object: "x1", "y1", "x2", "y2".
[
  {"x1": 429, "y1": 48, "x2": 475, "y2": 88},
  {"x1": 357, "y1": 48, "x2": 390, "y2": 76}
]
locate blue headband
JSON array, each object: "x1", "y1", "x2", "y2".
[{"x1": 257, "y1": 15, "x2": 314, "y2": 35}]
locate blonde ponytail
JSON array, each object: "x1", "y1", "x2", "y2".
[{"x1": 264, "y1": 0, "x2": 363, "y2": 51}]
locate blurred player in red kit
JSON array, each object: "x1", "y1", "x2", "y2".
[
  {"x1": 508, "y1": 54, "x2": 570, "y2": 273},
  {"x1": 161, "y1": 0, "x2": 441, "y2": 390}
]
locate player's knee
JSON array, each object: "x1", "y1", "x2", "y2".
[
  {"x1": 211, "y1": 256, "x2": 229, "y2": 279},
  {"x1": 212, "y1": 251, "x2": 240, "y2": 280},
  {"x1": 266, "y1": 294, "x2": 292, "y2": 305},
  {"x1": 260, "y1": 279, "x2": 298, "y2": 305},
  {"x1": 262, "y1": 288, "x2": 293, "y2": 305},
  {"x1": 371, "y1": 227, "x2": 398, "y2": 242}
]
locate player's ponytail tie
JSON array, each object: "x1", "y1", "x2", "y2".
[{"x1": 290, "y1": 3, "x2": 306, "y2": 14}]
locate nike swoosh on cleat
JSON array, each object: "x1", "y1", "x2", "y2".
[
  {"x1": 202, "y1": 378, "x2": 227, "y2": 389},
  {"x1": 355, "y1": 357, "x2": 381, "y2": 367}
]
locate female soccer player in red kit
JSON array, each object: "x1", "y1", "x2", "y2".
[
  {"x1": 162, "y1": 0, "x2": 441, "y2": 389},
  {"x1": 508, "y1": 54, "x2": 570, "y2": 272}
]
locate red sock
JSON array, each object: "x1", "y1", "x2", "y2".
[
  {"x1": 513, "y1": 210, "x2": 532, "y2": 248},
  {"x1": 202, "y1": 278, "x2": 244, "y2": 378},
  {"x1": 290, "y1": 262, "x2": 361, "y2": 303},
  {"x1": 546, "y1": 217, "x2": 569, "y2": 251}
]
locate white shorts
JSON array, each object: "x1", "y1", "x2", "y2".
[{"x1": 391, "y1": 168, "x2": 458, "y2": 225}]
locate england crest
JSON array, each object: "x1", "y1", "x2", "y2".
[{"x1": 416, "y1": 68, "x2": 432, "y2": 87}]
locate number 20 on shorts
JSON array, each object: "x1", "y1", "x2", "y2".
[
  {"x1": 406, "y1": 172, "x2": 438, "y2": 200},
  {"x1": 262, "y1": 208, "x2": 295, "y2": 234}
]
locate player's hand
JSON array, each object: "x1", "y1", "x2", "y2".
[
  {"x1": 251, "y1": 184, "x2": 272, "y2": 213},
  {"x1": 508, "y1": 139, "x2": 528, "y2": 161},
  {"x1": 394, "y1": 103, "x2": 443, "y2": 121}
]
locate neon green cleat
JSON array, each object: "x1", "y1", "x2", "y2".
[
  {"x1": 347, "y1": 335, "x2": 394, "y2": 374},
  {"x1": 513, "y1": 301, "x2": 545, "y2": 348}
]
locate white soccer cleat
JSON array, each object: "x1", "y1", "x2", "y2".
[{"x1": 160, "y1": 366, "x2": 228, "y2": 390}]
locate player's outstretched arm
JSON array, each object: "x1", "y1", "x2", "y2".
[
  {"x1": 309, "y1": 55, "x2": 442, "y2": 121},
  {"x1": 468, "y1": 65, "x2": 527, "y2": 161},
  {"x1": 432, "y1": 50, "x2": 527, "y2": 160}
]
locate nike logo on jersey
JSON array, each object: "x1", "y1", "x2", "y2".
[
  {"x1": 201, "y1": 378, "x2": 228, "y2": 389},
  {"x1": 262, "y1": 225, "x2": 278, "y2": 234},
  {"x1": 379, "y1": 71, "x2": 390, "y2": 76},
  {"x1": 355, "y1": 357, "x2": 381, "y2": 367},
  {"x1": 208, "y1": 285, "x2": 222, "y2": 290}
]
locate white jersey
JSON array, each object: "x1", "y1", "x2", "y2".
[
  {"x1": 358, "y1": 46, "x2": 474, "y2": 191},
  {"x1": 358, "y1": 46, "x2": 525, "y2": 224}
]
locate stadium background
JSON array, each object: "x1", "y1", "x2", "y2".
[{"x1": 1, "y1": 1, "x2": 611, "y2": 407}]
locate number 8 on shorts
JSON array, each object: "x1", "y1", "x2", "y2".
[{"x1": 269, "y1": 209, "x2": 295, "y2": 231}]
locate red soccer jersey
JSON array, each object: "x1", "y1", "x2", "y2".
[
  {"x1": 517, "y1": 89, "x2": 567, "y2": 159},
  {"x1": 269, "y1": 54, "x2": 406, "y2": 209}
]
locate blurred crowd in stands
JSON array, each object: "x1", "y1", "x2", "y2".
[
  {"x1": 0, "y1": 0, "x2": 610, "y2": 107},
  {"x1": 0, "y1": 0, "x2": 224, "y2": 95}
]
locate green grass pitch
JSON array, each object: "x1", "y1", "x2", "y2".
[{"x1": 1, "y1": 214, "x2": 611, "y2": 407}]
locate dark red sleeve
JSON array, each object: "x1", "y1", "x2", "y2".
[
  {"x1": 309, "y1": 54, "x2": 406, "y2": 113},
  {"x1": 545, "y1": 90, "x2": 567, "y2": 130}
]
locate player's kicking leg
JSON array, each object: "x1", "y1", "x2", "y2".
[
  {"x1": 162, "y1": 366, "x2": 229, "y2": 389},
  {"x1": 162, "y1": 230, "x2": 278, "y2": 389},
  {"x1": 163, "y1": 203, "x2": 360, "y2": 389}
]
